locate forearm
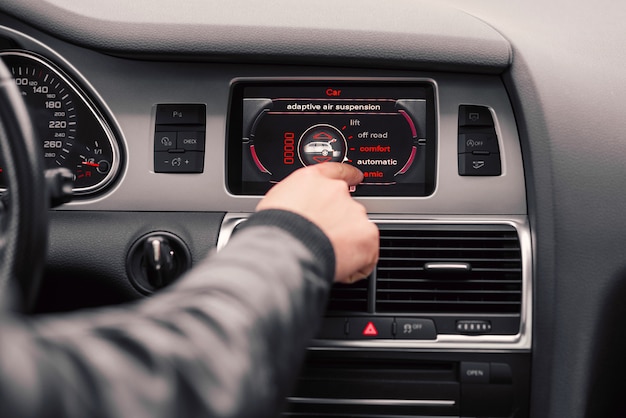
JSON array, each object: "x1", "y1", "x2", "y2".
[{"x1": 0, "y1": 210, "x2": 335, "y2": 418}]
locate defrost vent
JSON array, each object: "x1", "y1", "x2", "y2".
[{"x1": 325, "y1": 224, "x2": 524, "y2": 336}]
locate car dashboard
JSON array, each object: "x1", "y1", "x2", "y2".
[{"x1": 1, "y1": 0, "x2": 625, "y2": 417}]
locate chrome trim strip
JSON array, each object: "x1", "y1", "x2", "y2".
[
  {"x1": 216, "y1": 216, "x2": 247, "y2": 251},
  {"x1": 287, "y1": 397, "x2": 456, "y2": 407},
  {"x1": 424, "y1": 262, "x2": 471, "y2": 272},
  {"x1": 218, "y1": 213, "x2": 533, "y2": 352}
]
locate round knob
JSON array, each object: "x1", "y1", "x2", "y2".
[{"x1": 126, "y1": 231, "x2": 192, "y2": 294}]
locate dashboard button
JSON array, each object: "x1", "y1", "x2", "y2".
[
  {"x1": 460, "y1": 362, "x2": 490, "y2": 384},
  {"x1": 459, "y1": 105, "x2": 494, "y2": 127},
  {"x1": 316, "y1": 317, "x2": 348, "y2": 339},
  {"x1": 456, "y1": 319, "x2": 492, "y2": 334},
  {"x1": 155, "y1": 131, "x2": 177, "y2": 151},
  {"x1": 395, "y1": 318, "x2": 437, "y2": 340},
  {"x1": 458, "y1": 132, "x2": 500, "y2": 154},
  {"x1": 154, "y1": 151, "x2": 204, "y2": 173},
  {"x1": 156, "y1": 104, "x2": 206, "y2": 125},
  {"x1": 348, "y1": 317, "x2": 394, "y2": 339},
  {"x1": 458, "y1": 153, "x2": 501, "y2": 176},
  {"x1": 490, "y1": 363, "x2": 513, "y2": 384},
  {"x1": 178, "y1": 131, "x2": 205, "y2": 151}
]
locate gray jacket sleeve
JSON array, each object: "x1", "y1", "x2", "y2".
[{"x1": 0, "y1": 209, "x2": 336, "y2": 418}]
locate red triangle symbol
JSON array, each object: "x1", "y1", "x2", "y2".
[
  {"x1": 362, "y1": 322, "x2": 378, "y2": 336},
  {"x1": 313, "y1": 131, "x2": 333, "y2": 140},
  {"x1": 312, "y1": 156, "x2": 333, "y2": 163}
]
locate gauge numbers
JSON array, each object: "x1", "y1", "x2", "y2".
[{"x1": 0, "y1": 51, "x2": 121, "y2": 196}]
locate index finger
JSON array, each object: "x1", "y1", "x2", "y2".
[{"x1": 313, "y1": 162, "x2": 364, "y2": 186}]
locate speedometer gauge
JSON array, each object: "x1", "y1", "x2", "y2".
[{"x1": 0, "y1": 51, "x2": 122, "y2": 196}]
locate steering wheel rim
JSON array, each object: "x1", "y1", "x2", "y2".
[{"x1": 0, "y1": 59, "x2": 48, "y2": 312}]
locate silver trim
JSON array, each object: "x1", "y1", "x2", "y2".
[
  {"x1": 0, "y1": 64, "x2": 523, "y2": 214},
  {"x1": 287, "y1": 397, "x2": 455, "y2": 407},
  {"x1": 424, "y1": 262, "x2": 471, "y2": 272},
  {"x1": 218, "y1": 213, "x2": 533, "y2": 352},
  {"x1": 216, "y1": 216, "x2": 247, "y2": 250},
  {"x1": 0, "y1": 50, "x2": 121, "y2": 196}
]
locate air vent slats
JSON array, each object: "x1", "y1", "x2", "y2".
[
  {"x1": 375, "y1": 225, "x2": 522, "y2": 315},
  {"x1": 380, "y1": 289, "x2": 520, "y2": 295},
  {"x1": 379, "y1": 257, "x2": 520, "y2": 262},
  {"x1": 326, "y1": 280, "x2": 369, "y2": 312},
  {"x1": 378, "y1": 268, "x2": 521, "y2": 273},
  {"x1": 380, "y1": 235, "x2": 518, "y2": 241},
  {"x1": 325, "y1": 224, "x2": 523, "y2": 318},
  {"x1": 377, "y1": 278, "x2": 521, "y2": 284},
  {"x1": 380, "y1": 300, "x2": 520, "y2": 305},
  {"x1": 382, "y1": 246, "x2": 515, "y2": 251}
]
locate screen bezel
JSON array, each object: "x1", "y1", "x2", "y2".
[{"x1": 226, "y1": 79, "x2": 437, "y2": 197}]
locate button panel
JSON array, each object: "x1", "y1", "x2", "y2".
[
  {"x1": 154, "y1": 151, "x2": 204, "y2": 173},
  {"x1": 350, "y1": 317, "x2": 394, "y2": 339},
  {"x1": 154, "y1": 104, "x2": 206, "y2": 173},
  {"x1": 316, "y1": 317, "x2": 348, "y2": 339},
  {"x1": 460, "y1": 362, "x2": 491, "y2": 384},
  {"x1": 458, "y1": 105, "x2": 501, "y2": 176},
  {"x1": 317, "y1": 316, "x2": 438, "y2": 340},
  {"x1": 456, "y1": 319, "x2": 493, "y2": 334},
  {"x1": 458, "y1": 105, "x2": 495, "y2": 127},
  {"x1": 460, "y1": 362, "x2": 512, "y2": 385},
  {"x1": 395, "y1": 318, "x2": 437, "y2": 340},
  {"x1": 156, "y1": 104, "x2": 206, "y2": 125},
  {"x1": 458, "y1": 132, "x2": 500, "y2": 154},
  {"x1": 155, "y1": 131, "x2": 177, "y2": 151},
  {"x1": 178, "y1": 131, "x2": 205, "y2": 151},
  {"x1": 458, "y1": 153, "x2": 502, "y2": 176}
]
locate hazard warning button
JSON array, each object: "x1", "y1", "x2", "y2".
[
  {"x1": 348, "y1": 317, "x2": 394, "y2": 339},
  {"x1": 363, "y1": 322, "x2": 378, "y2": 336}
]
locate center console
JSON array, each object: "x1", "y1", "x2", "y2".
[
  {"x1": 220, "y1": 77, "x2": 531, "y2": 418},
  {"x1": 0, "y1": 15, "x2": 533, "y2": 417}
]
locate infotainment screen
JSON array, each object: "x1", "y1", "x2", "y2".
[{"x1": 227, "y1": 81, "x2": 436, "y2": 196}]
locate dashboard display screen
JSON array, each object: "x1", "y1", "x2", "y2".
[{"x1": 227, "y1": 81, "x2": 436, "y2": 196}]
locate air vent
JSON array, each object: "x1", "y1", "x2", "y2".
[
  {"x1": 375, "y1": 225, "x2": 522, "y2": 315},
  {"x1": 326, "y1": 224, "x2": 523, "y2": 318},
  {"x1": 284, "y1": 355, "x2": 459, "y2": 417},
  {"x1": 225, "y1": 217, "x2": 525, "y2": 335},
  {"x1": 326, "y1": 279, "x2": 369, "y2": 312}
]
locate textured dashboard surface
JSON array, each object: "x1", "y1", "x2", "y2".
[
  {"x1": 441, "y1": 2, "x2": 626, "y2": 417},
  {"x1": 0, "y1": 0, "x2": 511, "y2": 73},
  {"x1": 0, "y1": 16, "x2": 526, "y2": 215}
]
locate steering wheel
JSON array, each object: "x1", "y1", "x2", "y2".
[{"x1": 0, "y1": 59, "x2": 48, "y2": 312}]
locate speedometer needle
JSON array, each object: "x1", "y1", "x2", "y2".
[{"x1": 82, "y1": 161, "x2": 100, "y2": 167}]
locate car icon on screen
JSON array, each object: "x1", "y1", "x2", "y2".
[{"x1": 303, "y1": 140, "x2": 341, "y2": 157}]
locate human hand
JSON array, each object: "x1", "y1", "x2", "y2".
[{"x1": 256, "y1": 163, "x2": 379, "y2": 284}]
